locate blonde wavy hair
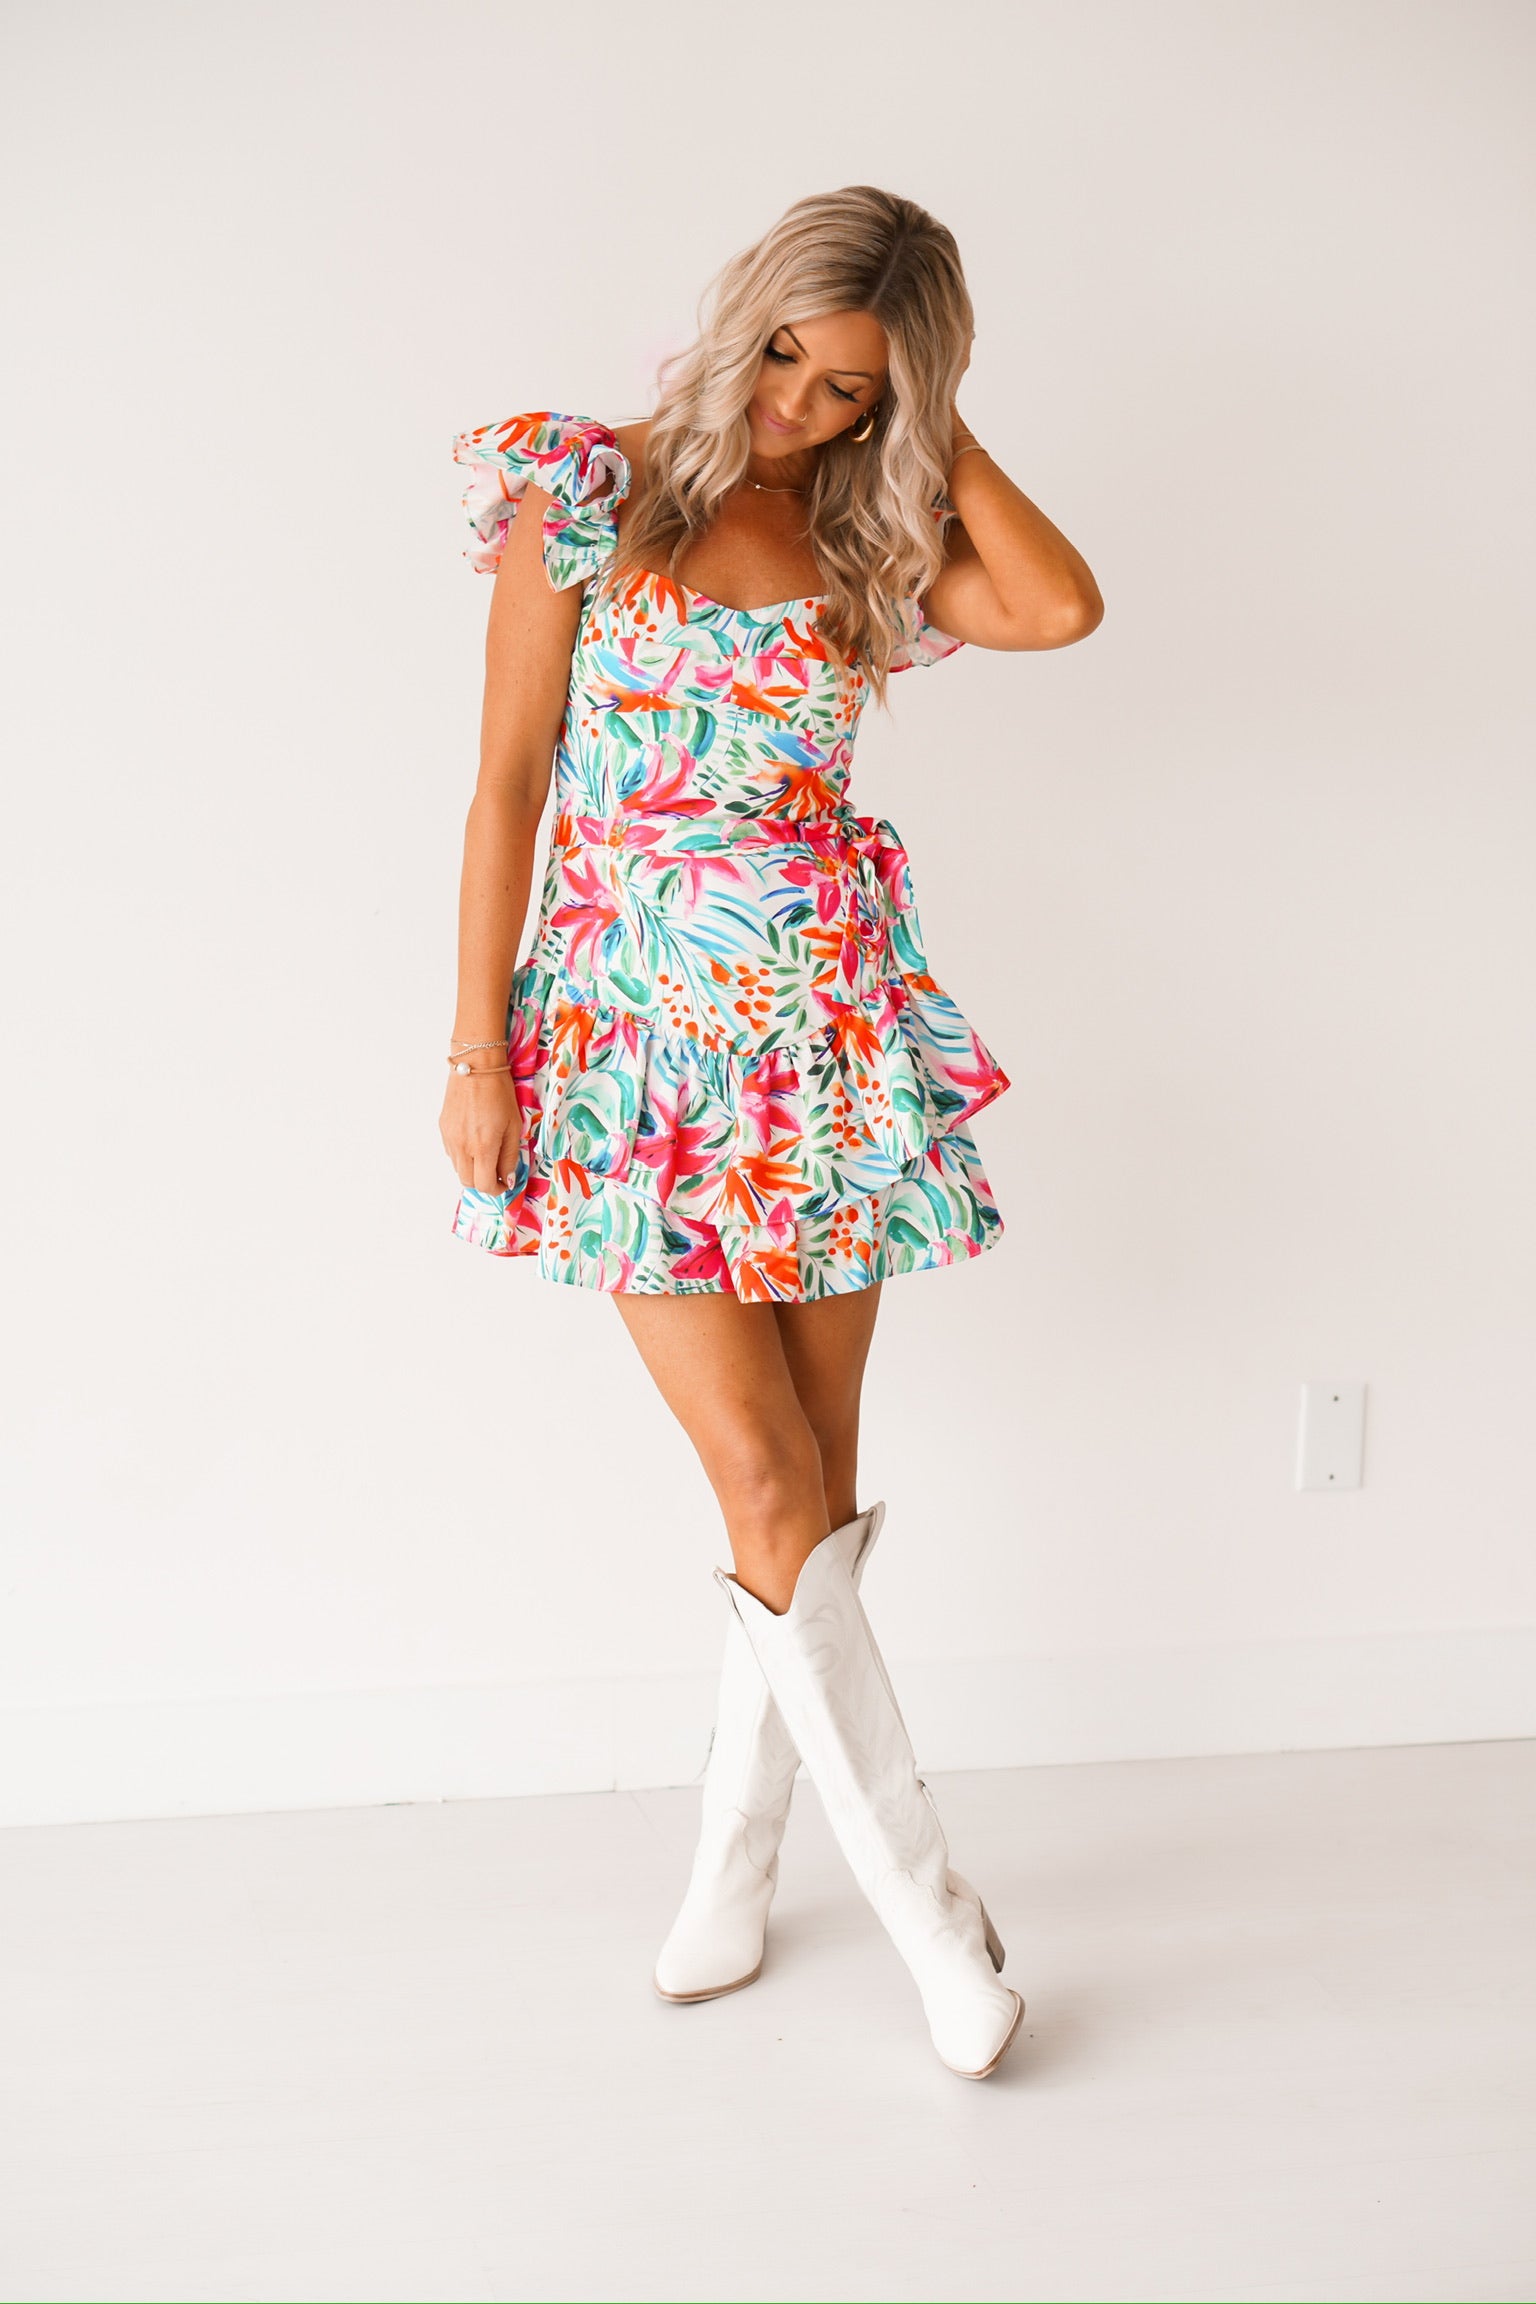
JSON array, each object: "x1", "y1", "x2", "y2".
[{"x1": 602, "y1": 185, "x2": 974, "y2": 703}]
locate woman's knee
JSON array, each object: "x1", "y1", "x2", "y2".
[{"x1": 706, "y1": 1424, "x2": 825, "y2": 1532}]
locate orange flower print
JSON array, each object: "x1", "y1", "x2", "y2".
[{"x1": 447, "y1": 412, "x2": 1005, "y2": 1301}]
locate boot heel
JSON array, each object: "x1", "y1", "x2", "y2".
[
  {"x1": 719, "y1": 1542, "x2": 1025, "y2": 2080},
  {"x1": 980, "y1": 1901, "x2": 1006, "y2": 1973}
]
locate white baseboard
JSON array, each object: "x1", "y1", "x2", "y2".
[{"x1": 3, "y1": 1621, "x2": 1533, "y2": 1830}]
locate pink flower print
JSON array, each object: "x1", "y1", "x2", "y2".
[
  {"x1": 738, "y1": 1048, "x2": 803, "y2": 1154},
  {"x1": 549, "y1": 853, "x2": 620, "y2": 971},
  {"x1": 450, "y1": 414, "x2": 1007, "y2": 1299},
  {"x1": 671, "y1": 848, "x2": 750, "y2": 907},
  {"x1": 672, "y1": 1234, "x2": 734, "y2": 1288},
  {"x1": 627, "y1": 1071, "x2": 708, "y2": 1204},
  {"x1": 690, "y1": 658, "x2": 736, "y2": 700},
  {"x1": 781, "y1": 852, "x2": 847, "y2": 926}
]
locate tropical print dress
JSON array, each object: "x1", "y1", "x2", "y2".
[{"x1": 448, "y1": 410, "x2": 1012, "y2": 1302}]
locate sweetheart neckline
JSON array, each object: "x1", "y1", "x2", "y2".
[
  {"x1": 629, "y1": 570, "x2": 830, "y2": 620},
  {"x1": 597, "y1": 428, "x2": 827, "y2": 618}
]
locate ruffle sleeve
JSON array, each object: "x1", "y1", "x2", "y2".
[
  {"x1": 889, "y1": 588, "x2": 966, "y2": 672},
  {"x1": 452, "y1": 410, "x2": 631, "y2": 590}
]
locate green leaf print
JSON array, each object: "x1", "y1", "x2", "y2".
[
  {"x1": 555, "y1": 1068, "x2": 638, "y2": 1172},
  {"x1": 892, "y1": 1076, "x2": 928, "y2": 1126},
  {"x1": 915, "y1": 1174, "x2": 967, "y2": 1233},
  {"x1": 450, "y1": 411, "x2": 1011, "y2": 1300}
]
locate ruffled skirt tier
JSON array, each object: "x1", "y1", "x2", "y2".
[{"x1": 450, "y1": 810, "x2": 1011, "y2": 1302}]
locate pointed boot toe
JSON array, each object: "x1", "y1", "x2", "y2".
[
  {"x1": 653, "y1": 1829, "x2": 777, "y2": 2002},
  {"x1": 934, "y1": 1983, "x2": 1026, "y2": 2079},
  {"x1": 655, "y1": 1504, "x2": 887, "y2": 2004},
  {"x1": 882, "y1": 1867, "x2": 1027, "y2": 2077},
  {"x1": 715, "y1": 1523, "x2": 1029, "y2": 2080}
]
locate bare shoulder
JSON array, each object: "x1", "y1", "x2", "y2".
[{"x1": 611, "y1": 416, "x2": 653, "y2": 471}]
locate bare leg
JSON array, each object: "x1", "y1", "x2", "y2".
[
  {"x1": 771, "y1": 1286, "x2": 882, "y2": 1530},
  {"x1": 611, "y1": 1287, "x2": 879, "y2": 1613},
  {"x1": 621, "y1": 1284, "x2": 1020, "y2": 2073}
]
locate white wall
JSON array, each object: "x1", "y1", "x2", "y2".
[{"x1": 3, "y1": 0, "x2": 1532, "y2": 1828}]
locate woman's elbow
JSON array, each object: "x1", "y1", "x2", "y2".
[
  {"x1": 997, "y1": 575, "x2": 1104, "y2": 651},
  {"x1": 1041, "y1": 575, "x2": 1104, "y2": 648}
]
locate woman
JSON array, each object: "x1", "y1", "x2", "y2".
[{"x1": 439, "y1": 186, "x2": 1102, "y2": 2080}]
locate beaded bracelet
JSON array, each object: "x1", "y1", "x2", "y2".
[{"x1": 447, "y1": 1035, "x2": 510, "y2": 1078}]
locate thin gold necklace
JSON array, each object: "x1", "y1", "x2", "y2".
[{"x1": 748, "y1": 480, "x2": 804, "y2": 494}]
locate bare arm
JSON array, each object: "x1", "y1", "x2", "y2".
[
  {"x1": 921, "y1": 413, "x2": 1105, "y2": 653},
  {"x1": 440, "y1": 481, "x2": 584, "y2": 1194}
]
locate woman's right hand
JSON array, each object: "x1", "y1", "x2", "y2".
[{"x1": 440, "y1": 1066, "x2": 524, "y2": 1195}]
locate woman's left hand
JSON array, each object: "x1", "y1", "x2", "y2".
[{"x1": 925, "y1": 364, "x2": 1105, "y2": 650}]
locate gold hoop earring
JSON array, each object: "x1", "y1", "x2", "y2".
[{"x1": 848, "y1": 404, "x2": 879, "y2": 444}]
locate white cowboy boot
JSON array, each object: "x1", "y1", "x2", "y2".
[
  {"x1": 653, "y1": 1501, "x2": 887, "y2": 2003},
  {"x1": 715, "y1": 1521, "x2": 1024, "y2": 2079}
]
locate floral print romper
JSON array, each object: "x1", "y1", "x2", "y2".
[{"x1": 449, "y1": 410, "x2": 1012, "y2": 1303}]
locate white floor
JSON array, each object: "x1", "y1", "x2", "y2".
[{"x1": 0, "y1": 1739, "x2": 1532, "y2": 2304}]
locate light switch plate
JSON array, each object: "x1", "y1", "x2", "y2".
[{"x1": 1296, "y1": 1381, "x2": 1366, "y2": 1490}]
